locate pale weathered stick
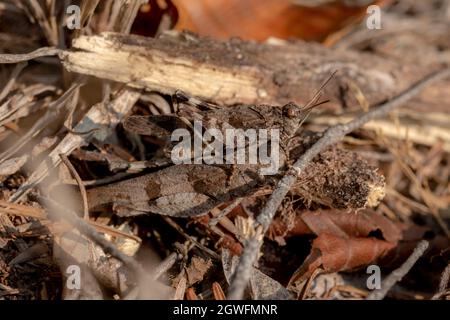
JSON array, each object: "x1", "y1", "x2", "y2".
[
  {"x1": 227, "y1": 67, "x2": 450, "y2": 300},
  {"x1": 311, "y1": 113, "x2": 450, "y2": 152},
  {"x1": 0, "y1": 47, "x2": 64, "y2": 64},
  {"x1": 62, "y1": 32, "x2": 449, "y2": 108},
  {"x1": 151, "y1": 252, "x2": 178, "y2": 280},
  {"x1": 366, "y1": 240, "x2": 429, "y2": 300}
]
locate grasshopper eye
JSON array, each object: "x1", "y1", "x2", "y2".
[{"x1": 283, "y1": 103, "x2": 298, "y2": 118}]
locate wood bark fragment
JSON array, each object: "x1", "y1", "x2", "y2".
[
  {"x1": 0, "y1": 47, "x2": 64, "y2": 64},
  {"x1": 62, "y1": 31, "x2": 447, "y2": 109}
]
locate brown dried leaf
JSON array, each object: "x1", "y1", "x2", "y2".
[
  {"x1": 279, "y1": 208, "x2": 404, "y2": 291},
  {"x1": 269, "y1": 209, "x2": 402, "y2": 244},
  {"x1": 301, "y1": 209, "x2": 401, "y2": 243},
  {"x1": 172, "y1": 0, "x2": 389, "y2": 42},
  {"x1": 289, "y1": 233, "x2": 395, "y2": 287},
  {"x1": 31, "y1": 136, "x2": 58, "y2": 157}
]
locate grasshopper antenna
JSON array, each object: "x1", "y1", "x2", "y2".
[{"x1": 297, "y1": 70, "x2": 337, "y2": 127}]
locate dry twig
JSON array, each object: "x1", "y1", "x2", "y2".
[
  {"x1": 162, "y1": 216, "x2": 220, "y2": 260},
  {"x1": 151, "y1": 252, "x2": 178, "y2": 281},
  {"x1": 59, "y1": 153, "x2": 89, "y2": 220},
  {"x1": 366, "y1": 240, "x2": 429, "y2": 300},
  {"x1": 0, "y1": 47, "x2": 64, "y2": 64},
  {"x1": 36, "y1": 195, "x2": 143, "y2": 275}
]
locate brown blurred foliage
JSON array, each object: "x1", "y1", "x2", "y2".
[{"x1": 132, "y1": 0, "x2": 392, "y2": 42}]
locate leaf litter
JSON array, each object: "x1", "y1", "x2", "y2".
[{"x1": 0, "y1": 0, "x2": 449, "y2": 300}]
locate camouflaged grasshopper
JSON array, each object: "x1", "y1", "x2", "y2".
[
  {"x1": 86, "y1": 90, "x2": 327, "y2": 217},
  {"x1": 86, "y1": 75, "x2": 335, "y2": 217}
]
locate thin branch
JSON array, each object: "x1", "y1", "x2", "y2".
[
  {"x1": 162, "y1": 216, "x2": 220, "y2": 260},
  {"x1": 367, "y1": 240, "x2": 429, "y2": 300},
  {"x1": 151, "y1": 241, "x2": 195, "y2": 281},
  {"x1": 151, "y1": 252, "x2": 178, "y2": 280},
  {"x1": 113, "y1": 0, "x2": 147, "y2": 34},
  {"x1": 0, "y1": 47, "x2": 64, "y2": 64},
  {"x1": 209, "y1": 198, "x2": 243, "y2": 227},
  {"x1": 227, "y1": 67, "x2": 450, "y2": 300},
  {"x1": 25, "y1": 0, "x2": 58, "y2": 46},
  {"x1": 0, "y1": 62, "x2": 27, "y2": 103},
  {"x1": 227, "y1": 235, "x2": 261, "y2": 300},
  {"x1": 60, "y1": 153, "x2": 89, "y2": 220}
]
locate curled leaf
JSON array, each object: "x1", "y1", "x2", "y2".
[
  {"x1": 289, "y1": 233, "x2": 395, "y2": 287},
  {"x1": 269, "y1": 209, "x2": 402, "y2": 244}
]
